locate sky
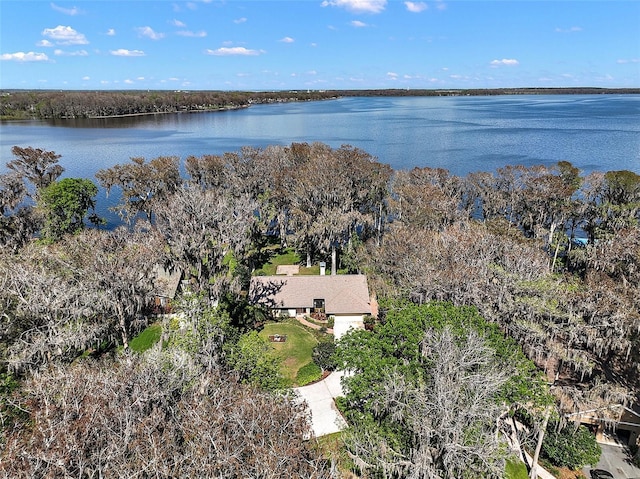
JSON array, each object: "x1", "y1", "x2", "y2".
[{"x1": 1, "y1": 0, "x2": 639, "y2": 91}]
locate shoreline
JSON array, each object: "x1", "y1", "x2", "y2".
[{"x1": 85, "y1": 104, "x2": 250, "y2": 119}]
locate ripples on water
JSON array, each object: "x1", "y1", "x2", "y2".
[{"x1": 1, "y1": 94, "x2": 638, "y2": 225}]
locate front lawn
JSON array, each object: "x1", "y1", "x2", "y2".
[{"x1": 259, "y1": 319, "x2": 320, "y2": 386}]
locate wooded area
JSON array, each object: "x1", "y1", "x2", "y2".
[{"x1": 1, "y1": 142, "x2": 639, "y2": 477}]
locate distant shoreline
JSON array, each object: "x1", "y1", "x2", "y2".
[
  {"x1": 85, "y1": 104, "x2": 250, "y2": 119},
  {"x1": 1, "y1": 87, "x2": 638, "y2": 121}
]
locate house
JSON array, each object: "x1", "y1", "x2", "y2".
[
  {"x1": 567, "y1": 404, "x2": 640, "y2": 446},
  {"x1": 152, "y1": 265, "x2": 182, "y2": 313},
  {"x1": 249, "y1": 274, "x2": 373, "y2": 339}
]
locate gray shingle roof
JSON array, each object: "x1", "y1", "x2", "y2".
[{"x1": 250, "y1": 274, "x2": 371, "y2": 315}]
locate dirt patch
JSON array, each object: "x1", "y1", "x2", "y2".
[
  {"x1": 283, "y1": 357, "x2": 298, "y2": 368},
  {"x1": 557, "y1": 468, "x2": 586, "y2": 479},
  {"x1": 275, "y1": 265, "x2": 300, "y2": 275}
]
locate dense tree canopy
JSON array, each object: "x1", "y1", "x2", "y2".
[
  {"x1": 335, "y1": 300, "x2": 551, "y2": 478},
  {"x1": 1, "y1": 354, "x2": 329, "y2": 478}
]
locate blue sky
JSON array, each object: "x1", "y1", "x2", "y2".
[{"x1": 1, "y1": 0, "x2": 638, "y2": 90}]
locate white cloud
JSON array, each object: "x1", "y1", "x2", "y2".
[
  {"x1": 171, "y1": 19, "x2": 186, "y2": 27},
  {"x1": 136, "y1": 26, "x2": 165, "y2": 40},
  {"x1": 435, "y1": 0, "x2": 446, "y2": 11},
  {"x1": 350, "y1": 20, "x2": 368, "y2": 27},
  {"x1": 321, "y1": 0, "x2": 387, "y2": 14},
  {"x1": 205, "y1": 47, "x2": 263, "y2": 56},
  {"x1": 405, "y1": 1, "x2": 427, "y2": 13},
  {"x1": 617, "y1": 58, "x2": 640, "y2": 64},
  {"x1": 1, "y1": 51, "x2": 49, "y2": 62},
  {"x1": 54, "y1": 49, "x2": 88, "y2": 56},
  {"x1": 490, "y1": 58, "x2": 519, "y2": 66},
  {"x1": 106, "y1": 28, "x2": 116, "y2": 36},
  {"x1": 177, "y1": 30, "x2": 207, "y2": 37},
  {"x1": 37, "y1": 40, "x2": 54, "y2": 47},
  {"x1": 110, "y1": 49, "x2": 145, "y2": 57},
  {"x1": 279, "y1": 37, "x2": 295, "y2": 43},
  {"x1": 51, "y1": 3, "x2": 81, "y2": 15},
  {"x1": 387, "y1": 71, "x2": 398, "y2": 79},
  {"x1": 234, "y1": 17, "x2": 247, "y2": 24},
  {"x1": 124, "y1": 79, "x2": 134, "y2": 84},
  {"x1": 42, "y1": 25, "x2": 88, "y2": 45},
  {"x1": 555, "y1": 26, "x2": 582, "y2": 33}
]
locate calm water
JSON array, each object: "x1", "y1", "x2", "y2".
[{"x1": 1, "y1": 95, "x2": 639, "y2": 224}]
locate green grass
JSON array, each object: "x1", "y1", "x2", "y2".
[
  {"x1": 129, "y1": 323, "x2": 162, "y2": 352},
  {"x1": 256, "y1": 248, "x2": 301, "y2": 276},
  {"x1": 259, "y1": 319, "x2": 319, "y2": 386},
  {"x1": 299, "y1": 265, "x2": 320, "y2": 275},
  {"x1": 505, "y1": 458, "x2": 530, "y2": 479}
]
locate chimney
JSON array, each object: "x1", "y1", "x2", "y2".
[{"x1": 319, "y1": 261, "x2": 326, "y2": 276}]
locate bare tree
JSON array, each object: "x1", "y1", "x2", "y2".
[
  {"x1": 2, "y1": 227, "x2": 162, "y2": 370},
  {"x1": 345, "y1": 327, "x2": 510, "y2": 479},
  {"x1": 96, "y1": 156, "x2": 181, "y2": 224},
  {"x1": 285, "y1": 142, "x2": 389, "y2": 273},
  {"x1": 7, "y1": 146, "x2": 64, "y2": 194},
  {"x1": 390, "y1": 167, "x2": 468, "y2": 231},
  {"x1": 1, "y1": 352, "x2": 330, "y2": 478},
  {"x1": 0, "y1": 172, "x2": 36, "y2": 251},
  {"x1": 154, "y1": 184, "x2": 258, "y2": 298}
]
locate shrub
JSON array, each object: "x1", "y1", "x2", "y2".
[
  {"x1": 227, "y1": 331, "x2": 285, "y2": 391},
  {"x1": 296, "y1": 362, "x2": 322, "y2": 386},
  {"x1": 313, "y1": 341, "x2": 337, "y2": 371},
  {"x1": 542, "y1": 423, "x2": 601, "y2": 470}
]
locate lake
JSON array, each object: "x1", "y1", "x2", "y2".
[{"x1": 1, "y1": 94, "x2": 639, "y2": 224}]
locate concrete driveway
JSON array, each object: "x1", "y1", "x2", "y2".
[
  {"x1": 294, "y1": 371, "x2": 348, "y2": 437},
  {"x1": 583, "y1": 443, "x2": 640, "y2": 479}
]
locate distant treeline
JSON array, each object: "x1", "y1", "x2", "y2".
[
  {"x1": 336, "y1": 86, "x2": 640, "y2": 97},
  {"x1": 0, "y1": 89, "x2": 339, "y2": 120},
  {"x1": 1, "y1": 87, "x2": 638, "y2": 120}
]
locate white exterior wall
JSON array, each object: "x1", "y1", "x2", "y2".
[{"x1": 333, "y1": 314, "x2": 365, "y2": 340}]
